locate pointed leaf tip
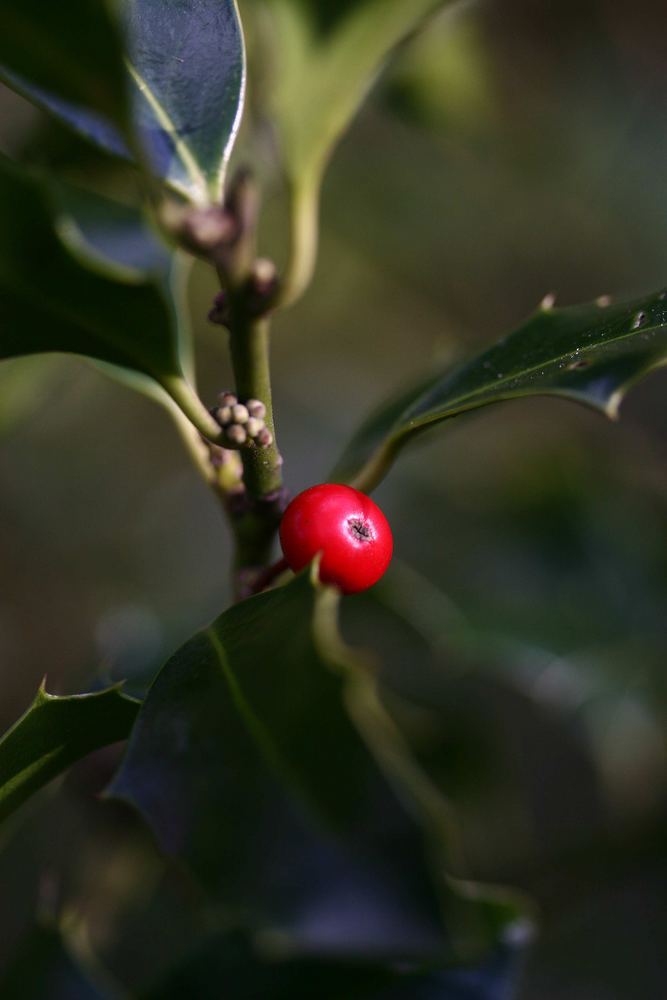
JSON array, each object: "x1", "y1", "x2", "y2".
[{"x1": 333, "y1": 288, "x2": 667, "y2": 492}]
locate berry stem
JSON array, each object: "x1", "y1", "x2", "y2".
[{"x1": 248, "y1": 557, "x2": 290, "y2": 596}]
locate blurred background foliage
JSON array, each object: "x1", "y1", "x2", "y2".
[{"x1": 0, "y1": 0, "x2": 665, "y2": 996}]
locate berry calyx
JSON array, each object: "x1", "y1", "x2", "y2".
[{"x1": 279, "y1": 484, "x2": 393, "y2": 594}]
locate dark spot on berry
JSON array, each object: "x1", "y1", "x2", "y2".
[{"x1": 348, "y1": 518, "x2": 372, "y2": 542}]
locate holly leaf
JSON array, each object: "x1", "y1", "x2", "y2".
[
  {"x1": 49, "y1": 178, "x2": 200, "y2": 393},
  {"x1": 0, "y1": 682, "x2": 139, "y2": 824},
  {"x1": 52, "y1": 181, "x2": 172, "y2": 281},
  {"x1": 253, "y1": 0, "x2": 454, "y2": 303},
  {"x1": 1, "y1": 0, "x2": 246, "y2": 204},
  {"x1": 121, "y1": 0, "x2": 246, "y2": 202},
  {"x1": 0, "y1": 0, "x2": 130, "y2": 135},
  {"x1": 0, "y1": 156, "x2": 216, "y2": 434},
  {"x1": 332, "y1": 291, "x2": 667, "y2": 491},
  {"x1": 141, "y1": 929, "x2": 520, "y2": 1000},
  {"x1": 0, "y1": 924, "x2": 107, "y2": 999},
  {"x1": 109, "y1": 570, "x2": 523, "y2": 960},
  {"x1": 263, "y1": 0, "x2": 455, "y2": 182}
]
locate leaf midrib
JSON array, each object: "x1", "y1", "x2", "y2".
[
  {"x1": 204, "y1": 628, "x2": 300, "y2": 788},
  {"x1": 401, "y1": 316, "x2": 667, "y2": 430},
  {"x1": 125, "y1": 60, "x2": 208, "y2": 203},
  {"x1": 204, "y1": 624, "x2": 329, "y2": 822}
]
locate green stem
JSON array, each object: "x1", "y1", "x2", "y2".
[
  {"x1": 228, "y1": 310, "x2": 283, "y2": 499},
  {"x1": 221, "y1": 303, "x2": 285, "y2": 586},
  {"x1": 275, "y1": 169, "x2": 321, "y2": 311},
  {"x1": 160, "y1": 373, "x2": 222, "y2": 441},
  {"x1": 344, "y1": 436, "x2": 403, "y2": 495}
]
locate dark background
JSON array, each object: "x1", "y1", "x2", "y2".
[{"x1": 0, "y1": 0, "x2": 665, "y2": 996}]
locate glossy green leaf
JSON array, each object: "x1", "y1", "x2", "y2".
[
  {"x1": 0, "y1": 0, "x2": 130, "y2": 133},
  {"x1": 2, "y1": 1, "x2": 246, "y2": 204},
  {"x1": 253, "y1": 0, "x2": 454, "y2": 304},
  {"x1": 50, "y1": 179, "x2": 198, "y2": 390},
  {"x1": 52, "y1": 182, "x2": 172, "y2": 281},
  {"x1": 0, "y1": 156, "x2": 215, "y2": 433},
  {"x1": 122, "y1": 0, "x2": 246, "y2": 202},
  {"x1": 110, "y1": 570, "x2": 521, "y2": 959},
  {"x1": 263, "y1": 0, "x2": 454, "y2": 181},
  {"x1": 333, "y1": 291, "x2": 667, "y2": 492},
  {"x1": 0, "y1": 682, "x2": 139, "y2": 824}
]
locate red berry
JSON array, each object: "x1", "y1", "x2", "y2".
[{"x1": 279, "y1": 484, "x2": 393, "y2": 594}]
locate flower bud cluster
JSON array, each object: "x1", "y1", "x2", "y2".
[{"x1": 214, "y1": 392, "x2": 272, "y2": 448}]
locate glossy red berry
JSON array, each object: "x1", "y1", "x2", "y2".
[{"x1": 279, "y1": 484, "x2": 393, "y2": 594}]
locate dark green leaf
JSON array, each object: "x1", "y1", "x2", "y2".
[
  {"x1": 0, "y1": 0, "x2": 130, "y2": 133},
  {"x1": 0, "y1": 682, "x2": 139, "y2": 824},
  {"x1": 0, "y1": 156, "x2": 215, "y2": 431},
  {"x1": 52, "y1": 182, "x2": 171, "y2": 280},
  {"x1": 332, "y1": 291, "x2": 667, "y2": 491},
  {"x1": 122, "y1": 0, "x2": 246, "y2": 202},
  {"x1": 140, "y1": 929, "x2": 520, "y2": 1000},
  {"x1": 0, "y1": 924, "x2": 108, "y2": 999},
  {"x1": 110, "y1": 570, "x2": 521, "y2": 959},
  {"x1": 1, "y1": 1, "x2": 245, "y2": 204},
  {"x1": 49, "y1": 179, "x2": 200, "y2": 398}
]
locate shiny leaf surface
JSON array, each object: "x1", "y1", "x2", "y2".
[
  {"x1": 0, "y1": 157, "x2": 189, "y2": 392},
  {"x1": 0, "y1": 683, "x2": 139, "y2": 824},
  {"x1": 1, "y1": 1, "x2": 246, "y2": 203},
  {"x1": 0, "y1": 0, "x2": 130, "y2": 132},
  {"x1": 110, "y1": 571, "x2": 520, "y2": 959},
  {"x1": 333, "y1": 291, "x2": 667, "y2": 491}
]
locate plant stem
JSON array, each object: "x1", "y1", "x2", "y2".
[
  {"x1": 274, "y1": 170, "x2": 321, "y2": 311},
  {"x1": 224, "y1": 300, "x2": 285, "y2": 586},
  {"x1": 227, "y1": 309, "x2": 282, "y2": 499},
  {"x1": 345, "y1": 436, "x2": 402, "y2": 495},
  {"x1": 160, "y1": 373, "x2": 222, "y2": 441}
]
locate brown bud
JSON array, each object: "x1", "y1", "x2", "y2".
[
  {"x1": 217, "y1": 391, "x2": 237, "y2": 406},
  {"x1": 216, "y1": 406, "x2": 233, "y2": 426},
  {"x1": 256, "y1": 427, "x2": 273, "y2": 448},
  {"x1": 208, "y1": 290, "x2": 230, "y2": 326},
  {"x1": 186, "y1": 207, "x2": 235, "y2": 249}
]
